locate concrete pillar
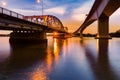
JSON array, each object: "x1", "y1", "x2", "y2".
[
  {"x1": 9, "y1": 31, "x2": 47, "y2": 43},
  {"x1": 96, "y1": 13, "x2": 111, "y2": 39}
]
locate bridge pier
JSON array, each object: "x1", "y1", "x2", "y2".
[
  {"x1": 9, "y1": 31, "x2": 47, "y2": 43},
  {"x1": 95, "y1": 13, "x2": 111, "y2": 39}
]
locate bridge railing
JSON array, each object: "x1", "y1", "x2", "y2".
[{"x1": 0, "y1": 7, "x2": 24, "y2": 19}]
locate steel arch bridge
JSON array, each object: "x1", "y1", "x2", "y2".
[{"x1": 24, "y1": 15, "x2": 68, "y2": 32}]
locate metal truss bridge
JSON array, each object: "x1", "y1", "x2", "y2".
[{"x1": 0, "y1": 7, "x2": 68, "y2": 33}]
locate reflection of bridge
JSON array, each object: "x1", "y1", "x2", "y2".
[
  {"x1": 74, "y1": 0, "x2": 120, "y2": 39},
  {"x1": 0, "y1": 7, "x2": 68, "y2": 43}
]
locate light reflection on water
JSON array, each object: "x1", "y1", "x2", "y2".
[{"x1": 0, "y1": 37, "x2": 120, "y2": 80}]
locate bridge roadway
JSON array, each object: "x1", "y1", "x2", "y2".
[{"x1": 74, "y1": 0, "x2": 120, "y2": 39}]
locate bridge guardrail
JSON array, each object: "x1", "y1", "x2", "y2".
[
  {"x1": 0, "y1": 7, "x2": 24, "y2": 19},
  {"x1": 0, "y1": 7, "x2": 46, "y2": 27}
]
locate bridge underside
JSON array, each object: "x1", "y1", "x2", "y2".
[{"x1": 96, "y1": 0, "x2": 120, "y2": 39}]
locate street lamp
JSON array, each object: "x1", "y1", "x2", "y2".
[
  {"x1": 37, "y1": 0, "x2": 43, "y2": 16},
  {"x1": 1, "y1": 1, "x2": 7, "y2": 7},
  {"x1": 37, "y1": 0, "x2": 40, "y2": 3}
]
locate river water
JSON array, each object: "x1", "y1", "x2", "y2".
[{"x1": 0, "y1": 36, "x2": 120, "y2": 80}]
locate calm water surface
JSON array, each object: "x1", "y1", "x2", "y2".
[{"x1": 0, "y1": 36, "x2": 120, "y2": 80}]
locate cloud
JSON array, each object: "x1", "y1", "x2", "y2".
[
  {"x1": 11, "y1": 9, "x2": 41, "y2": 16},
  {"x1": 45, "y1": 6, "x2": 66, "y2": 15},
  {"x1": 11, "y1": 6, "x2": 67, "y2": 16},
  {"x1": 71, "y1": 0, "x2": 94, "y2": 22}
]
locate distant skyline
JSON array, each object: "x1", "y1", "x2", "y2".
[{"x1": 0, "y1": 0, "x2": 120, "y2": 33}]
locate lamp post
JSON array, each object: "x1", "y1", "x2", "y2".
[
  {"x1": 37, "y1": 0, "x2": 43, "y2": 16},
  {"x1": 1, "y1": 1, "x2": 7, "y2": 7},
  {"x1": 37, "y1": 0, "x2": 44, "y2": 24}
]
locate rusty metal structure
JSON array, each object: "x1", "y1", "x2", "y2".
[
  {"x1": 0, "y1": 7, "x2": 68, "y2": 33},
  {"x1": 24, "y1": 15, "x2": 63, "y2": 29}
]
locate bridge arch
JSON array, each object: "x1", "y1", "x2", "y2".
[{"x1": 24, "y1": 15, "x2": 64, "y2": 30}]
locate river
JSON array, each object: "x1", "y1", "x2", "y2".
[{"x1": 0, "y1": 36, "x2": 120, "y2": 80}]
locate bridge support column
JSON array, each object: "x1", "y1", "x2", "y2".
[
  {"x1": 10, "y1": 31, "x2": 47, "y2": 43},
  {"x1": 95, "y1": 13, "x2": 111, "y2": 39}
]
